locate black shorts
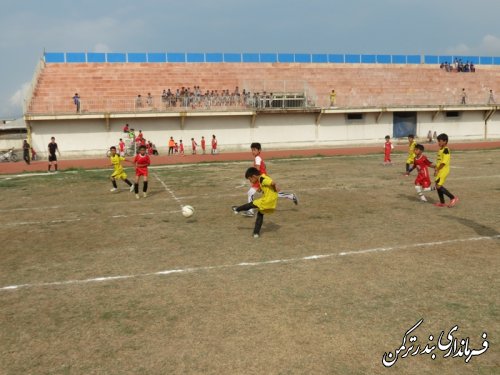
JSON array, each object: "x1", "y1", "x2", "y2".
[{"x1": 48, "y1": 154, "x2": 57, "y2": 162}]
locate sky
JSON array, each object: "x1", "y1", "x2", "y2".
[{"x1": 1, "y1": 0, "x2": 500, "y2": 119}]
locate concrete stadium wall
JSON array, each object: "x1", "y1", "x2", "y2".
[{"x1": 28, "y1": 111, "x2": 500, "y2": 158}]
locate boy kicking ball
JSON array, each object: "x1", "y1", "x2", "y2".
[
  {"x1": 243, "y1": 142, "x2": 297, "y2": 217},
  {"x1": 232, "y1": 167, "x2": 278, "y2": 238},
  {"x1": 108, "y1": 146, "x2": 134, "y2": 193}
]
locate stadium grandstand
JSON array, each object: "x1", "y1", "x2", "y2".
[{"x1": 23, "y1": 51, "x2": 500, "y2": 157}]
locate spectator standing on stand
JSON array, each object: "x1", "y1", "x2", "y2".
[
  {"x1": 73, "y1": 93, "x2": 80, "y2": 113},
  {"x1": 135, "y1": 94, "x2": 143, "y2": 109},
  {"x1": 329, "y1": 89, "x2": 336, "y2": 107},
  {"x1": 146, "y1": 93, "x2": 153, "y2": 107},
  {"x1": 488, "y1": 90, "x2": 496, "y2": 104}
]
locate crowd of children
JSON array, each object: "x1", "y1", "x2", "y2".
[
  {"x1": 121, "y1": 124, "x2": 158, "y2": 156},
  {"x1": 165, "y1": 134, "x2": 217, "y2": 156}
]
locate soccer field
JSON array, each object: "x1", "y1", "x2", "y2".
[{"x1": 0, "y1": 150, "x2": 499, "y2": 374}]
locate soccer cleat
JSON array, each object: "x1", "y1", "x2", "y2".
[
  {"x1": 110, "y1": 188, "x2": 118, "y2": 192},
  {"x1": 143, "y1": 192, "x2": 148, "y2": 198},
  {"x1": 448, "y1": 197, "x2": 459, "y2": 207},
  {"x1": 129, "y1": 185, "x2": 135, "y2": 192},
  {"x1": 231, "y1": 206, "x2": 239, "y2": 214},
  {"x1": 135, "y1": 194, "x2": 140, "y2": 199},
  {"x1": 253, "y1": 233, "x2": 260, "y2": 238},
  {"x1": 419, "y1": 196, "x2": 427, "y2": 202},
  {"x1": 292, "y1": 194, "x2": 298, "y2": 205},
  {"x1": 433, "y1": 202, "x2": 447, "y2": 207},
  {"x1": 241, "y1": 210, "x2": 254, "y2": 217}
]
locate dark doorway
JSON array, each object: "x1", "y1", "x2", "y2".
[{"x1": 393, "y1": 112, "x2": 417, "y2": 138}]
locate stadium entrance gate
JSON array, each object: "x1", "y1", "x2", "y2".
[{"x1": 393, "y1": 112, "x2": 417, "y2": 138}]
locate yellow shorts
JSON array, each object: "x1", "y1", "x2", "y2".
[
  {"x1": 111, "y1": 170, "x2": 127, "y2": 180},
  {"x1": 435, "y1": 171, "x2": 448, "y2": 186}
]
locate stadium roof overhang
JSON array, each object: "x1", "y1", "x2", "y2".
[{"x1": 24, "y1": 105, "x2": 499, "y2": 125}]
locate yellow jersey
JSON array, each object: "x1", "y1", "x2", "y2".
[
  {"x1": 436, "y1": 146, "x2": 451, "y2": 174},
  {"x1": 253, "y1": 175, "x2": 278, "y2": 213},
  {"x1": 110, "y1": 154, "x2": 125, "y2": 173},
  {"x1": 406, "y1": 140, "x2": 417, "y2": 163}
]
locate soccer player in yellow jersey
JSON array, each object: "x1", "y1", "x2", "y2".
[
  {"x1": 405, "y1": 134, "x2": 417, "y2": 175},
  {"x1": 232, "y1": 167, "x2": 279, "y2": 238},
  {"x1": 431, "y1": 133, "x2": 458, "y2": 207},
  {"x1": 109, "y1": 146, "x2": 134, "y2": 193}
]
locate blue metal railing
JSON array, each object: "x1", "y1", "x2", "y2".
[{"x1": 43, "y1": 52, "x2": 500, "y2": 65}]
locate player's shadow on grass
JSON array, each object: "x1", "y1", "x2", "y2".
[
  {"x1": 237, "y1": 221, "x2": 281, "y2": 233},
  {"x1": 442, "y1": 216, "x2": 500, "y2": 237},
  {"x1": 397, "y1": 193, "x2": 437, "y2": 204}
]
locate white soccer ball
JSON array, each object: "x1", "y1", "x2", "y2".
[{"x1": 182, "y1": 205, "x2": 195, "y2": 218}]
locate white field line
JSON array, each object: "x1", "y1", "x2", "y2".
[
  {"x1": 3, "y1": 210, "x2": 182, "y2": 227},
  {"x1": 5, "y1": 218, "x2": 81, "y2": 226},
  {"x1": 0, "y1": 205, "x2": 61, "y2": 213},
  {"x1": 153, "y1": 172, "x2": 184, "y2": 208},
  {"x1": 1, "y1": 234, "x2": 498, "y2": 292}
]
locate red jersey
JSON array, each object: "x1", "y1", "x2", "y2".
[
  {"x1": 413, "y1": 154, "x2": 432, "y2": 188},
  {"x1": 179, "y1": 143, "x2": 184, "y2": 152},
  {"x1": 384, "y1": 141, "x2": 393, "y2": 162},
  {"x1": 252, "y1": 155, "x2": 267, "y2": 188},
  {"x1": 254, "y1": 155, "x2": 267, "y2": 175},
  {"x1": 134, "y1": 153, "x2": 151, "y2": 176},
  {"x1": 119, "y1": 140, "x2": 125, "y2": 152},
  {"x1": 212, "y1": 138, "x2": 217, "y2": 149},
  {"x1": 201, "y1": 139, "x2": 206, "y2": 150},
  {"x1": 191, "y1": 139, "x2": 197, "y2": 150}
]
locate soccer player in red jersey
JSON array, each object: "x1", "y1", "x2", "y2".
[
  {"x1": 383, "y1": 135, "x2": 394, "y2": 165},
  {"x1": 211, "y1": 134, "x2": 217, "y2": 155},
  {"x1": 133, "y1": 145, "x2": 151, "y2": 199},
  {"x1": 407, "y1": 144, "x2": 434, "y2": 202},
  {"x1": 191, "y1": 138, "x2": 198, "y2": 154},
  {"x1": 201, "y1": 136, "x2": 206, "y2": 154},
  {"x1": 118, "y1": 138, "x2": 126, "y2": 156},
  {"x1": 179, "y1": 140, "x2": 184, "y2": 156}
]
